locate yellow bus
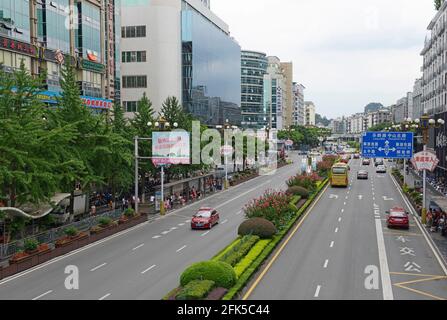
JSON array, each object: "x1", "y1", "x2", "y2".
[{"x1": 331, "y1": 163, "x2": 349, "y2": 187}]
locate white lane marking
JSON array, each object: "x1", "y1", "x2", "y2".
[
  {"x1": 323, "y1": 260, "x2": 329, "y2": 269},
  {"x1": 161, "y1": 231, "x2": 170, "y2": 235},
  {"x1": 185, "y1": 220, "x2": 191, "y2": 223},
  {"x1": 221, "y1": 219, "x2": 228, "y2": 224},
  {"x1": 215, "y1": 180, "x2": 272, "y2": 209},
  {"x1": 152, "y1": 235, "x2": 161, "y2": 239},
  {"x1": 99, "y1": 293, "x2": 111, "y2": 300},
  {"x1": 345, "y1": 196, "x2": 348, "y2": 200},
  {"x1": 338, "y1": 217, "x2": 342, "y2": 222},
  {"x1": 344, "y1": 202, "x2": 346, "y2": 206},
  {"x1": 341, "y1": 209, "x2": 345, "y2": 213},
  {"x1": 90, "y1": 263, "x2": 107, "y2": 272},
  {"x1": 132, "y1": 244, "x2": 144, "y2": 251},
  {"x1": 314, "y1": 285, "x2": 322, "y2": 298},
  {"x1": 201, "y1": 231, "x2": 210, "y2": 237},
  {"x1": 141, "y1": 265, "x2": 156, "y2": 274},
  {"x1": 235, "y1": 211, "x2": 242, "y2": 216},
  {"x1": 330, "y1": 241, "x2": 335, "y2": 248},
  {"x1": 335, "y1": 228, "x2": 339, "y2": 233},
  {"x1": 178, "y1": 223, "x2": 185, "y2": 226},
  {"x1": 171, "y1": 227, "x2": 178, "y2": 230},
  {"x1": 176, "y1": 245, "x2": 187, "y2": 253},
  {"x1": 374, "y1": 218, "x2": 394, "y2": 300},
  {"x1": 32, "y1": 290, "x2": 53, "y2": 300}
]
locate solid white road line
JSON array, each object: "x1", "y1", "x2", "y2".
[
  {"x1": 374, "y1": 218, "x2": 394, "y2": 300},
  {"x1": 141, "y1": 265, "x2": 156, "y2": 274},
  {"x1": 90, "y1": 263, "x2": 107, "y2": 272},
  {"x1": 314, "y1": 285, "x2": 322, "y2": 298},
  {"x1": 32, "y1": 290, "x2": 53, "y2": 300},
  {"x1": 323, "y1": 260, "x2": 329, "y2": 269},
  {"x1": 176, "y1": 245, "x2": 187, "y2": 253},
  {"x1": 99, "y1": 293, "x2": 111, "y2": 300},
  {"x1": 201, "y1": 231, "x2": 210, "y2": 237},
  {"x1": 330, "y1": 241, "x2": 334, "y2": 248},
  {"x1": 132, "y1": 244, "x2": 144, "y2": 251}
]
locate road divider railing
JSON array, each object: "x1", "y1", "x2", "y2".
[{"x1": 163, "y1": 177, "x2": 329, "y2": 300}]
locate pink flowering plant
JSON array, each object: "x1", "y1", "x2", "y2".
[
  {"x1": 286, "y1": 172, "x2": 322, "y2": 192},
  {"x1": 243, "y1": 190, "x2": 293, "y2": 229}
]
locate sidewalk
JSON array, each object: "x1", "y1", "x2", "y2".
[{"x1": 397, "y1": 166, "x2": 447, "y2": 262}]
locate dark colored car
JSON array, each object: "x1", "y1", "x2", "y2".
[
  {"x1": 386, "y1": 207, "x2": 410, "y2": 229},
  {"x1": 362, "y1": 159, "x2": 371, "y2": 166},
  {"x1": 191, "y1": 207, "x2": 220, "y2": 230},
  {"x1": 357, "y1": 170, "x2": 369, "y2": 180}
]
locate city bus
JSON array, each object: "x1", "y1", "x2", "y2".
[{"x1": 331, "y1": 163, "x2": 350, "y2": 188}]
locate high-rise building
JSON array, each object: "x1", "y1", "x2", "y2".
[
  {"x1": 304, "y1": 101, "x2": 316, "y2": 126},
  {"x1": 292, "y1": 83, "x2": 305, "y2": 126},
  {"x1": 241, "y1": 50, "x2": 268, "y2": 129},
  {"x1": 421, "y1": 1, "x2": 447, "y2": 116},
  {"x1": 121, "y1": 0, "x2": 241, "y2": 126},
  {"x1": 413, "y1": 78, "x2": 424, "y2": 120},
  {"x1": 280, "y1": 62, "x2": 294, "y2": 128},
  {"x1": 393, "y1": 95, "x2": 411, "y2": 123},
  {"x1": 0, "y1": 0, "x2": 118, "y2": 112},
  {"x1": 264, "y1": 56, "x2": 286, "y2": 130}
]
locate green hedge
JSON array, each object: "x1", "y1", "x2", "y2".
[
  {"x1": 219, "y1": 235, "x2": 260, "y2": 267},
  {"x1": 212, "y1": 238, "x2": 241, "y2": 261},
  {"x1": 234, "y1": 239, "x2": 271, "y2": 278},
  {"x1": 180, "y1": 261, "x2": 237, "y2": 289},
  {"x1": 176, "y1": 280, "x2": 216, "y2": 300},
  {"x1": 238, "y1": 218, "x2": 277, "y2": 239},
  {"x1": 223, "y1": 178, "x2": 329, "y2": 300}
]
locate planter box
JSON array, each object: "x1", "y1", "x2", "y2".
[
  {"x1": 0, "y1": 266, "x2": 3, "y2": 280},
  {"x1": 55, "y1": 233, "x2": 89, "y2": 256}
]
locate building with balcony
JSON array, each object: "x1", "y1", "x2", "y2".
[
  {"x1": 292, "y1": 82, "x2": 305, "y2": 126},
  {"x1": 304, "y1": 101, "x2": 316, "y2": 126},
  {"x1": 0, "y1": 0, "x2": 119, "y2": 112},
  {"x1": 413, "y1": 78, "x2": 424, "y2": 120},
  {"x1": 393, "y1": 95, "x2": 411, "y2": 124},
  {"x1": 263, "y1": 56, "x2": 286, "y2": 130},
  {"x1": 241, "y1": 50, "x2": 268, "y2": 129},
  {"x1": 421, "y1": 1, "x2": 447, "y2": 116},
  {"x1": 121, "y1": 0, "x2": 241, "y2": 125}
]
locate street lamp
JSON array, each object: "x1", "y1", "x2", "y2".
[{"x1": 412, "y1": 114, "x2": 445, "y2": 224}]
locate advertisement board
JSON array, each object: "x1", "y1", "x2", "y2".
[{"x1": 152, "y1": 132, "x2": 190, "y2": 166}]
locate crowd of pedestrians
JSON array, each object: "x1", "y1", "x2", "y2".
[{"x1": 427, "y1": 208, "x2": 447, "y2": 236}]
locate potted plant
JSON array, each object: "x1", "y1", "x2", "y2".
[
  {"x1": 55, "y1": 227, "x2": 87, "y2": 247},
  {"x1": 119, "y1": 209, "x2": 137, "y2": 225}
]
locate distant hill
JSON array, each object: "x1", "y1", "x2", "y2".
[
  {"x1": 364, "y1": 103, "x2": 384, "y2": 114},
  {"x1": 315, "y1": 114, "x2": 331, "y2": 127}
]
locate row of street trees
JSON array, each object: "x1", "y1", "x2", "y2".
[{"x1": 277, "y1": 126, "x2": 332, "y2": 149}]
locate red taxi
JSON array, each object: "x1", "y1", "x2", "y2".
[{"x1": 191, "y1": 207, "x2": 220, "y2": 230}]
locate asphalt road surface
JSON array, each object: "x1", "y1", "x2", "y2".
[
  {"x1": 0, "y1": 154, "x2": 302, "y2": 300},
  {"x1": 246, "y1": 158, "x2": 447, "y2": 300}
]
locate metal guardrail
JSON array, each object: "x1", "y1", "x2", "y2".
[{"x1": 0, "y1": 209, "x2": 124, "y2": 260}]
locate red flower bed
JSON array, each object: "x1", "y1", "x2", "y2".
[
  {"x1": 287, "y1": 173, "x2": 322, "y2": 192},
  {"x1": 243, "y1": 191, "x2": 292, "y2": 228}
]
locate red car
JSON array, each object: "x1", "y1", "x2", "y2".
[
  {"x1": 191, "y1": 207, "x2": 220, "y2": 230},
  {"x1": 386, "y1": 207, "x2": 410, "y2": 229}
]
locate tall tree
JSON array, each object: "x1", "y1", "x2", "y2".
[
  {"x1": 435, "y1": 0, "x2": 443, "y2": 10},
  {"x1": 160, "y1": 96, "x2": 186, "y2": 126}
]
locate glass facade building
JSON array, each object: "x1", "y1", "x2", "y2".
[
  {"x1": 241, "y1": 50, "x2": 268, "y2": 129},
  {"x1": 0, "y1": 0, "x2": 30, "y2": 43},
  {"x1": 181, "y1": 1, "x2": 241, "y2": 126}
]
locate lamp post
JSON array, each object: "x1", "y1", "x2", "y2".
[
  {"x1": 391, "y1": 118, "x2": 414, "y2": 186},
  {"x1": 142, "y1": 118, "x2": 179, "y2": 216},
  {"x1": 217, "y1": 120, "x2": 233, "y2": 190},
  {"x1": 413, "y1": 115, "x2": 445, "y2": 224}
]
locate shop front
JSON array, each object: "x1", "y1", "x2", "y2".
[
  {"x1": 435, "y1": 112, "x2": 447, "y2": 178},
  {"x1": 37, "y1": 90, "x2": 113, "y2": 112}
]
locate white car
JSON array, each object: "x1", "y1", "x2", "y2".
[{"x1": 376, "y1": 165, "x2": 387, "y2": 173}]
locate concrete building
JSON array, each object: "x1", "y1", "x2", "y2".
[
  {"x1": 348, "y1": 113, "x2": 365, "y2": 134},
  {"x1": 413, "y1": 78, "x2": 424, "y2": 120},
  {"x1": 292, "y1": 82, "x2": 305, "y2": 126},
  {"x1": 0, "y1": 0, "x2": 119, "y2": 111},
  {"x1": 421, "y1": 1, "x2": 447, "y2": 116},
  {"x1": 280, "y1": 62, "x2": 294, "y2": 128},
  {"x1": 241, "y1": 50, "x2": 268, "y2": 129},
  {"x1": 121, "y1": 0, "x2": 241, "y2": 125},
  {"x1": 304, "y1": 101, "x2": 316, "y2": 126},
  {"x1": 393, "y1": 96, "x2": 410, "y2": 124},
  {"x1": 264, "y1": 56, "x2": 286, "y2": 130}
]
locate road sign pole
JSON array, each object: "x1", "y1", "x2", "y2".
[
  {"x1": 134, "y1": 136, "x2": 139, "y2": 215},
  {"x1": 160, "y1": 165, "x2": 165, "y2": 215},
  {"x1": 404, "y1": 160, "x2": 406, "y2": 186},
  {"x1": 422, "y1": 145, "x2": 427, "y2": 225}
]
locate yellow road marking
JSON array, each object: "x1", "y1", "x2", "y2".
[
  {"x1": 394, "y1": 283, "x2": 446, "y2": 301},
  {"x1": 394, "y1": 276, "x2": 447, "y2": 286},
  {"x1": 242, "y1": 184, "x2": 329, "y2": 300},
  {"x1": 390, "y1": 272, "x2": 447, "y2": 278}
]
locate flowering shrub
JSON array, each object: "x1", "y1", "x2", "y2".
[
  {"x1": 243, "y1": 191, "x2": 293, "y2": 228},
  {"x1": 286, "y1": 173, "x2": 322, "y2": 192},
  {"x1": 317, "y1": 161, "x2": 333, "y2": 178},
  {"x1": 322, "y1": 155, "x2": 338, "y2": 165}
]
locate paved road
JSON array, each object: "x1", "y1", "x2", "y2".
[
  {"x1": 0, "y1": 155, "x2": 302, "y2": 300},
  {"x1": 247, "y1": 158, "x2": 447, "y2": 300}
]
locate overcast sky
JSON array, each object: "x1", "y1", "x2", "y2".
[{"x1": 211, "y1": 0, "x2": 437, "y2": 119}]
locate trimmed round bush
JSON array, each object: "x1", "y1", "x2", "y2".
[
  {"x1": 238, "y1": 218, "x2": 277, "y2": 239},
  {"x1": 287, "y1": 186, "x2": 310, "y2": 199},
  {"x1": 180, "y1": 261, "x2": 237, "y2": 289}
]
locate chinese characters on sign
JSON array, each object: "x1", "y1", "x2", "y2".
[
  {"x1": 411, "y1": 150, "x2": 439, "y2": 172},
  {"x1": 362, "y1": 132, "x2": 414, "y2": 159},
  {"x1": 152, "y1": 132, "x2": 191, "y2": 166}
]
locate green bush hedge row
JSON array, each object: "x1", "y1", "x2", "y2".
[
  {"x1": 223, "y1": 179, "x2": 329, "y2": 300},
  {"x1": 219, "y1": 235, "x2": 260, "y2": 267},
  {"x1": 180, "y1": 261, "x2": 237, "y2": 289},
  {"x1": 176, "y1": 280, "x2": 216, "y2": 300},
  {"x1": 212, "y1": 238, "x2": 242, "y2": 262},
  {"x1": 233, "y1": 239, "x2": 271, "y2": 278},
  {"x1": 238, "y1": 218, "x2": 277, "y2": 239}
]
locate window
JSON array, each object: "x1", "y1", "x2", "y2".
[
  {"x1": 122, "y1": 76, "x2": 147, "y2": 88},
  {"x1": 121, "y1": 26, "x2": 146, "y2": 38},
  {"x1": 123, "y1": 101, "x2": 138, "y2": 113},
  {"x1": 122, "y1": 51, "x2": 147, "y2": 63}
]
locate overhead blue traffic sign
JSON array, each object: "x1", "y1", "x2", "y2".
[{"x1": 361, "y1": 132, "x2": 414, "y2": 159}]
